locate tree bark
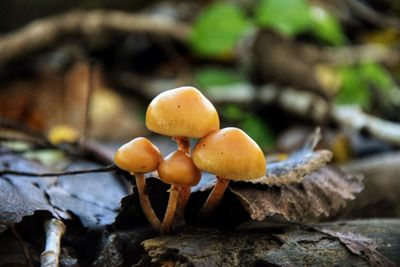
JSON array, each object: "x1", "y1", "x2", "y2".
[{"x1": 137, "y1": 219, "x2": 399, "y2": 266}]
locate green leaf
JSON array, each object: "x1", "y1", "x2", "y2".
[
  {"x1": 335, "y1": 66, "x2": 371, "y2": 108},
  {"x1": 310, "y1": 6, "x2": 345, "y2": 45},
  {"x1": 335, "y1": 62, "x2": 394, "y2": 108},
  {"x1": 359, "y1": 62, "x2": 393, "y2": 90},
  {"x1": 255, "y1": 0, "x2": 312, "y2": 37},
  {"x1": 191, "y1": 3, "x2": 250, "y2": 57},
  {"x1": 194, "y1": 67, "x2": 245, "y2": 88},
  {"x1": 220, "y1": 104, "x2": 248, "y2": 121},
  {"x1": 240, "y1": 116, "x2": 275, "y2": 148}
]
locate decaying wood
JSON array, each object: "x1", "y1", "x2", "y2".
[{"x1": 138, "y1": 219, "x2": 399, "y2": 266}]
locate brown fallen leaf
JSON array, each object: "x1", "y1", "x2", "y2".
[{"x1": 230, "y1": 166, "x2": 363, "y2": 221}]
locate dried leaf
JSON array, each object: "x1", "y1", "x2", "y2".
[
  {"x1": 230, "y1": 166, "x2": 363, "y2": 221},
  {"x1": 318, "y1": 229, "x2": 395, "y2": 267},
  {"x1": 250, "y1": 150, "x2": 332, "y2": 185},
  {"x1": 192, "y1": 149, "x2": 333, "y2": 192}
]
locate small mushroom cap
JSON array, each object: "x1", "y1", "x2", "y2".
[
  {"x1": 158, "y1": 151, "x2": 201, "y2": 186},
  {"x1": 146, "y1": 86, "x2": 220, "y2": 138},
  {"x1": 115, "y1": 137, "x2": 161, "y2": 173},
  {"x1": 192, "y1": 127, "x2": 266, "y2": 180}
]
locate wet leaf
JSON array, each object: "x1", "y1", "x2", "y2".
[
  {"x1": 0, "y1": 154, "x2": 58, "y2": 225},
  {"x1": 230, "y1": 166, "x2": 363, "y2": 221},
  {"x1": 0, "y1": 150, "x2": 128, "y2": 228}
]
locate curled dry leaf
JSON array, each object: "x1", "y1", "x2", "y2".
[
  {"x1": 250, "y1": 150, "x2": 332, "y2": 186},
  {"x1": 230, "y1": 166, "x2": 363, "y2": 221},
  {"x1": 192, "y1": 149, "x2": 333, "y2": 192}
]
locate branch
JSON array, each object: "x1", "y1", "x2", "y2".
[
  {"x1": 332, "y1": 105, "x2": 400, "y2": 146},
  {"x1": 0, "y1": 9, "x2": 191, "y2": 67},
  {"x1": 344, "y1": 0, "x2": 400, "y2": 29},
  {"x1": 40, "y1": 219, "x2": 66, "y2": 267}
]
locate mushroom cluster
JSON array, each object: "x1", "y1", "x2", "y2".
[{"x1": 114, "y1": 86, "x2": 266, "y2": 234}]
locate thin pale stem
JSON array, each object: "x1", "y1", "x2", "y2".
[
  {"x1": 161, "y1": 184, "x2": 180, "y2": 234},
  {"x1": 134, "y1": 173, "x2": 161, "y2": 231},
  {"x1": 40, "y1": 219, "x2": 66, "y2": 267},
  {"x1": 198, "y1": 177, "x2": 229, "y2": 219}
]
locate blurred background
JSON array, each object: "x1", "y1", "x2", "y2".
[{"x1": 1, "y1": 0, "x2": 400, "y2": 216}]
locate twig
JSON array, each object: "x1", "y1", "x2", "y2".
[
  {"x1": 0, "y1": 118, "x2": 114, "y2": 165},
  {"x1": 0, "y1": 118, "x2": 52, "y2": 146},
  {"x1": 317, "y1": 44, "x2": 400, "y2": 66},
  {"x1": 0, "y1": 9, "x2": 191, "y2": 67},
  {"x1": 332, "y1": 105, "x2": 400, "y2": 146},
  {"x1": 40, "y1": 219, "x2": 66, "y2": 267},
  {"x1": 0, "y1": 164, "x2": 117, "y2": 177},
  {"x1": 344, "y1": 0, "x2": 400, "y2": 29}
]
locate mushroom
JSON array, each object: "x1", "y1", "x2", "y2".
[
  {"x1": 192, "y1": 127, "x2": 266, "y2": 218},
  {"x1": 114, "y1": 137, "x2": 162, "y2": 230},
  {"x1": 158, "y1": 150, "x2": 201, "y2": 233},
  {"x1": 146, "y1": 86, "x2": 219, "y2": 224}
]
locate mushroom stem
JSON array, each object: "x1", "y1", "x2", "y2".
[
  {"x1": 173, "y1": 136, "x2": 191, "y2": 226},
  {"x1": 175, "y1": 136, "x2": 190, "y2": 153},
  {"x1": 161, "y1": 184, "x2": 180, "y2": 234},
  {"x1": 174, "y1": 185, "x2": 191, "y2": 226},
  {"x1": 198, "y1": 176, "x2": 229, "y2": 219},
  {"x1": 134, "y1": 173, "x2": 161, "y2": 231},
  {"x1": 40, "y1": 219, "x2": 66, "y2": 267}
]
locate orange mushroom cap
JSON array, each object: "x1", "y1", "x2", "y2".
[
  {"x1": 115, "y1": 137, "x2": 161, "y2": 173},
  {"x1": 158, "y1": 151, "x2": 201, "y2": 186},
  {"x1": 192, "y1": 127, "x2": 266, "y2": 180},
  {"x1": 146, "y1": 86, "x2": 220, "y2": 138}
]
